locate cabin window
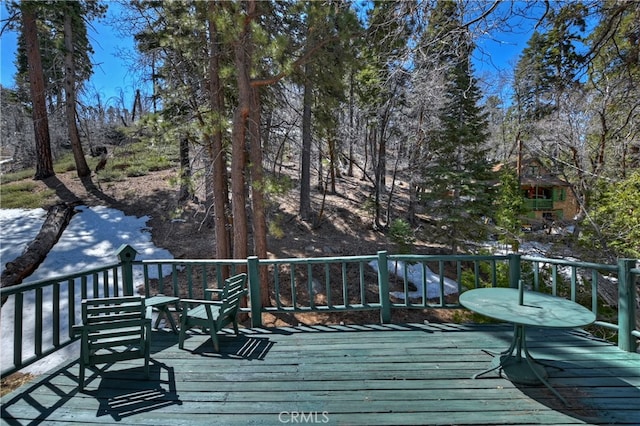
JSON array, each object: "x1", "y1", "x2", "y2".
[
  {"x1": 525, "y1": 187, "x2": 552, "y2": 199},
  {"x1": 552, "y1": 188, "x2": 566, "y2": 201}
]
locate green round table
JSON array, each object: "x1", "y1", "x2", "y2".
[{"x1": 459, "y1": 287, "x2": 596, "y2": 404}]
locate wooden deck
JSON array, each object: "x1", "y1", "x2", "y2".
[{"x1": 2, "y1": 323, "x2": 639, "y2": 425}]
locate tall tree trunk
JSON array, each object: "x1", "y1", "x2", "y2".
[
  {"x1": 230, "y1": 101, "x2": 249, "y2": 260},
  {"x1": 407, "y1": 107, "x2": 425, "y2": 226},
  {"x1": 300, "y1": 62, "x2": 313, "y2": 221},
  {"x1": 317, "y1": 138, "x2": 324, "y2": 190},
  {"x1": 131, "y1": 89, "x2": 142, "y2": 122},
  {"x1": 328, "y1": 134, "x2": 336, "y2": 193},
  {"x1": 22, "y1": 4, "x2": 54, "y2": 180},
  {"x1": 248, "y1": 86, "x2": 270, "y2": 306},
  {"x1": 371, "y1": 126, "x2": 383, "y2": 229},
  {"x1": 63, "y1": 4, "x2": 90, "y2": 178},
  {"x1": 230, "y1": 0, "x2": 254, "y2": 260},
  {"x1": 347, "y1": 69, "x2": 355, "y2": 177},
  {"x1": 178, "y1": 136, "x2": 192, "y2": 202},
  {"x1": 207, "y1": 1, "x2": 231, "y2": 261},
  {"x1": 377, "y1": 114, "x2": 387, "y2": 190}
]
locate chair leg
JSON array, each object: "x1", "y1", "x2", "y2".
[
  {"x1": 178, "y1": 315, "x2": 188, "y2": 349},
  {"x1": 79, "y1": 341, "x2": 87, "y2": 391},
  {"x1": 144, "y1": 355, "x2": 150, "y2": 379},
  {"x1": 210, "y1": 330, "x2": 220, "y2": 352},
  {"x1": 144, "y1": 332, "x2": 151, "y2": 379},
  {"x1": 79, "y1": 362, "x2": 85, "y2": 391}
]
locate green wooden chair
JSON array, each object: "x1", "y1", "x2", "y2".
[
  {"x1": 73, "y1": 296, "x2": 152, "y2": 391},
  {"x1": 178, "y1": 273, "x2": 248, "y2": 351}
]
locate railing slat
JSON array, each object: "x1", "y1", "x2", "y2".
[
  {"x1": 157, "y1": 264, "x2": 164, "y2": 294},
  {"x1": 13, "y1": 292, "x2": 23, "y2": 368},
  {"x1": 591, "y1": 269, "x2": 598, "y2": 314},
  {"x1": 68, "y1": 278, "x2": 75, "y2": 339},
  {"x1": 274, "y1": 265, "x2": 282, "y2": 309},
  {"x1": 35, "y1": 288, "x2": 43, "y2": 357},
  {"x1": 200, "y1": 264, "x2": 207, "y2": 298},
  {"x1": 290, "y1": 264, "x2": 297, "y2": 309},
  {"x1": 53, "y1": 282, "x2": 60, "y2": 347}
]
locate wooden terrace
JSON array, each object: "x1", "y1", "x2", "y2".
[
  {"x1": 2, "y1": 322, "x2": 640, "y2": 425},
  {"x1": 2, "y1": 249, "x2": 639, "y2": 425}
]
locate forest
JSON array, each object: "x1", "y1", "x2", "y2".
[{"x1": 1, "y1": 0, "x2": 639, "y2": 264}]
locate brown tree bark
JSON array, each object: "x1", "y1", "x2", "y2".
[
  {"x1": 234, "y1": 0, "x2": 271, "y2": 307},
  {"x1": 22, "y1": 3, "x2": 54, "y2": 180},
  {"x1": 178, "y1": 136, "x2": 192, "y2": 202},
  {"x1": 248, "y1": 84, "x2": 270, "y2": 306},
  {"x1": 1, "y1": 203, "x2": 76, "y2": 302},
  {"x1": 206, "y1": 1, "x2": 231, "y2": 262},
  {"x1": 300, "y1": 62, "x2": 313, "y2": 221},
  {"x1": 63, "y1": 4, "x2": 90, "y2": 178},
  {"x1": 230, "y1": 0, "x2": 254, "y2": 261}
]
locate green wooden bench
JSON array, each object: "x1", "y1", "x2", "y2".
[
  {"x1": 178, "y1": 273, "x2": 248, "y2": 351},
  {"x1": 73, "y1": 296, "x2": 152, "y2": 391}
]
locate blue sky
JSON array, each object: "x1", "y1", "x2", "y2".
[
  {"x1": 1, "y1": 2, "x2": 139, "y2": 108},
  {"x1": 1, "y1": 2, "x2": 531, "y2": 109}
]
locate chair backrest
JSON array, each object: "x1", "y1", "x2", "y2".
[
  {"x1": 81, "y1": 296, "x2": 148, "y2": 346},
  {"x1": 219, "y1": 273, "x2": 248, "y2": 318}
]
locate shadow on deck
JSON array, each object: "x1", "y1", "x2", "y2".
[{"x1": 2, "y1": 323, "x2": 640, "y2": 425}]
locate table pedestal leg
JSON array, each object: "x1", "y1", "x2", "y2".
[
  {"x1": 145, "y1": 295, "x2": 180, "y2": 334},
  {"x1": 154, "y1": 305, "x2": 178, "y2": 333},
  {"x1": 473, "y1": 324, "x2": 569, "y2": 405}
]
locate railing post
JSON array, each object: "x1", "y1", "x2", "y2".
[
  {"x1": 377, "y1": 251, "x2": 391, "y2": 324},
  {"x1": 116, "y1": 244, "x2": 138, "y2": 296},
  {"x1": 618, "y1": 258, "x2": 637, "y2": 352},
  {"x1": 508, "y1": 253, "x2": 521, "y2": 289},
  {"x1": 247, "y1": 256, "x2": 262, "y2": 328}
]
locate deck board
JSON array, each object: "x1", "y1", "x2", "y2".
[{"x1": 2, "y1": 323, "x2": 639, "y2": 425}]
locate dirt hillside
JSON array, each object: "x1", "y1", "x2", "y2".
[{"x1": 36, "y1": 167, "x2": 443, "y2": 261}]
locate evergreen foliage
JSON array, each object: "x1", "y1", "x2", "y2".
[
  {"x1": 11, "y1": 0, "x2": 106, "y2": 106},
  {"x1": 585, "y1": 172, "x2": 640, "y2": 259},
  {"x1": 494, "y1": 169, "x2": 525, "y2": 252},
  {"x1": 416, "y1": 0, "x2": 494, "y2": 253},
  {"x1": 388, "y1": 218, "x2": 415, "y2": 254},
  {"x1": 2, "y1": 0, "x2": 639, "y2": 259}
]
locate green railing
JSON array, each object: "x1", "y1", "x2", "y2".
[
  {"x1": 522, "y1": 255, "x2": 639, "y2": 352},
  {"x1": 1, "y1": 245, "x2": 637, "y2": 378},
  {"x1": 523, "y1": 198, "x2": 554, "y2": 211}
]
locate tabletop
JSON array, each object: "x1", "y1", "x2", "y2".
[
  {"x1": 459, "y1": 287, "x2": 596, "y2": 328},
  {"x1": 144, "y1": 294, "x2": 180, "y2": 307}
]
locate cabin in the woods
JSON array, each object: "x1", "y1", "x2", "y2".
[
  {"x1": 494, "y1": 157, "x2": 579, "y2": 225},
  {"x1": 517, "y1": 158, "x2": 579, "y2": 223}
]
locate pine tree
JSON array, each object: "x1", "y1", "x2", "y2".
[
  {"x1": 494, "y1": 168, "x2": 526, "y2": 252},
  {"x1": 586, "y1": 171, "x2": 640, "y2": 260},
  {"x1": 62, "y1": 0, "x2": 105, "y2": 178},
  {"x1": 11, "y1": 0, "x2": 105, "y2": 178},
  {"x1": 20, "y1": 1, "x2": 54, "y2": 180},
  {"x1": 418, "y1": 0, "x2": 493, "y2": 253},
  {"x1": 297, "y1": 1, "x2": 361, "y2": 221}
]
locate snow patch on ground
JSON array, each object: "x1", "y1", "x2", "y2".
[
  {"x1": 369, "y1": 260, "x2": 459, "y2": 300},
  {"x1": 1, "y1": 206, "x2": 173, "y2": 375}
]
